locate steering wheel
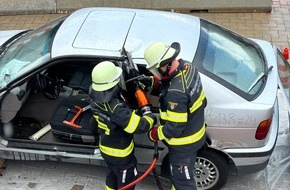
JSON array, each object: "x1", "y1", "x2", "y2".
[{"x1": 37, "y1": 70, "x2": 61, "y2": 100}]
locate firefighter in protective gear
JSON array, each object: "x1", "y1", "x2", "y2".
[
  {"x1": 143, "y1": 42, "x2": 207, "y2": 190},
  {"x1": 89, "y1": 61, "x2": 157, "y2": 190}
]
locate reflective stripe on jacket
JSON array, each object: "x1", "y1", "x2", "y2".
[
  {"x1": 158, "y1": 60, "x2": 207, "y2": 147},
  {"x1": 90, "y1": 93, "x2": 155, "y2": 164},
  {"x1": 100, "y1": 140, "x2": 134, "y2": 157}
]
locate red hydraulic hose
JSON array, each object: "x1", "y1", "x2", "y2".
[{"x1": 118, "y1": 157, "x2": 158, "y2": 190}]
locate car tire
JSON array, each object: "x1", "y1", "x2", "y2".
[{"x1": 195, "y1": 148, "x2": 229, "y2": 190}]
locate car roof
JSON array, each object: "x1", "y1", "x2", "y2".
[{"x1": 51, "y1": 7, "x2": 200, "y2": 61}]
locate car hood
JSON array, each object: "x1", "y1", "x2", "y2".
[{"x1": 0, "y1": 30, "x2": 24, "y2": 46}]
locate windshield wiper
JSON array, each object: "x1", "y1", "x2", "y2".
[
  {"x1": 248, "y1": 66, "x2": 273, "y2": 93},
  {"x1": 0, "y1": 30, "x2": 30, "y2": 55}
]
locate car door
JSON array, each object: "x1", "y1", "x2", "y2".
[
  {"x1": 277, "y1": 48, "x2": 290, "y2": 115},
  {"x1": 0, "y1": 83, "x2": 29, "y2": 123}
]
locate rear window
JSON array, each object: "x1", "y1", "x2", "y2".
[{"x1": 194, "y1": 19, "x2": 266, "y2": 100}]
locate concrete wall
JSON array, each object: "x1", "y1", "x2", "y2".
[
  {"x1": 57, "y1": 0, "x2": 272, "y2": 13},
  {"x1": 0, "y1": 0, "x2": 272, "y2": 15}
]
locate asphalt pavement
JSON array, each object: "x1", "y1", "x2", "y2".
[{"x1": 0, "y1": 0, "x2": 290, "y2": 190}]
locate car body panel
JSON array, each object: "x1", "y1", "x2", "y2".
[
  {"x1": 52, "y1": 8, "x2": 136, "y2": 58},
  {"x1": 124, "y1": 9, "x2": 200, "y2": 62},
  {"x1": 52, "y1": 7, "x2": 201, "y2": 62},
  {"x1": 223, "y1": 98, "x2": 279, "y2": 172},
  {"x1": 0, "y1": 7, "x2": 287, "y2": 189},
  {"x1": 203, "y1": 78, "x2": 274, "y2": 149},
  {"x1": 199, "y1": 37, "x2": 277, "y2": 149}
]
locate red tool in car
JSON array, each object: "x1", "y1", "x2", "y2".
[{"x1": 63, "y1": 104, "x2": 91, "y2": 129}]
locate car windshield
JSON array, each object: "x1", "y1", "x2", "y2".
[
  {"x1": 0, "y1": 17, "x2": 65, "y2": 90},
  {"x1": 195, "y1": 19, "x2": 266, "y2": 99}
]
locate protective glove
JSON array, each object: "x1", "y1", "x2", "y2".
[
  {"x1": 138, "y1": 75, "x2": 155, "y2": 92},
  {"x1": 148, "y1": 125, "x2": 159, "y2": 142}
]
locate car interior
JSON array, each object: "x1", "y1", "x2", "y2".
[{"x1": 0, "y1": 59, "x2": 156, "y2": 150}]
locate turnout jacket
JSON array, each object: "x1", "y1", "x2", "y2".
[
  {"x1": 90, "y1": 91, "x2": 155, "y2": 165},
  {"x1": 157, "y1": 59, "x2": 207, "y2": 151}
]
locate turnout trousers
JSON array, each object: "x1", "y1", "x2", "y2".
[
  {"x1": 169, "y1": 149, "x2": 198, "y2": 190},
  {"x1": 105, "y1": 158, "x2": 138, "y2": 190}
]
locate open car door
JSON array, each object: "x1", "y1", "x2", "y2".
[{"x1": 277, "y1": 48, "x2": 290, "y2": 118}]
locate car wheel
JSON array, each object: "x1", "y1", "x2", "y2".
[{"x1": 195, "y1": 149, "x2": 229, "y2": 190}]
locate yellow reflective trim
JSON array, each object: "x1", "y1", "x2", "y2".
[
  {"x1": 171, "y1": 185, "x2": 176, "y2": 190},
  {"x1": 124, "y1": 111, "x2": 141, "y2": 133},
  {"x1": 189, "y1": 89, "x2": 205, "y2": 113},
  {"x1": 94, "y1": 115, "x2": 110, "y2": 135},
  {"x1": 160, "y1": 110, "x2": 187, "y2": 123},
  {"x1": 157, "y1": 126, "x2": 168, "y2": 141},
  {"x1": 105, "y1": 185, "x2": 115, "y2": 190},
  {"x1": 175, "y1": 72, "x2": 182, "y2": 77},
  {"x1": 160, "y1": 110, "x2": 167, "y2": 120},
  {"x1": 166, "y1": 110, "x2": 187, "y2": 122},
  {"x1": 165, "y1": 124, "x2": 206, "y2": 145},
  {"x1": 143, "y1": 115, "x2": 155, "y2": 129},
  {"x1": 100, "y1": 140, "x2": 134, "y2": 157}
]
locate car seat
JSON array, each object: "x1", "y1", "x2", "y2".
[
  {"x1": 50, "y1": 96, "x2": 98, "y2": 144},
  {"x1": 68, "y1": 70, "x2": 91, "y2": 93},
  {"x1": 67, "y1": 65, "x2": 94, "y2": 94}
]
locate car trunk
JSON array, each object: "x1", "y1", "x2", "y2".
[{"x1": 203, "y1": 39, "x2": 280, "y2": 150}]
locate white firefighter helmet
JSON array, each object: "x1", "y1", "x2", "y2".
[
  {"x1": 144, "y1": 41, "x2": 180, "y2": 78},
  {"x1": 91, "y1": 61, "x2": 122, "y2": 91}
]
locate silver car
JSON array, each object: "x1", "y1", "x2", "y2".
[{"x1": 0, "y1": 7, "x2": 289, "y2": 190}]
